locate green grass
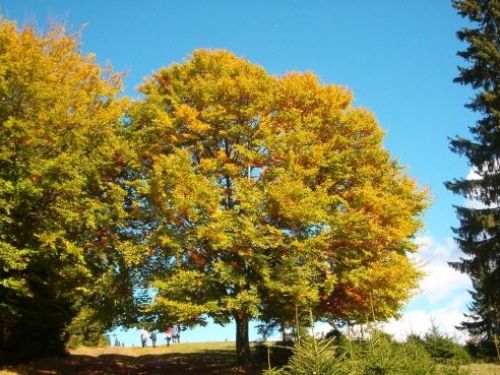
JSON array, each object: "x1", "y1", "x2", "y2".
[
  {"x1": 71, "y1": 341, "x2": 236, "y2": 356},
  {"x1": 0, "y1": 342, "x2": 258, "y2": 375},
  {"x1": 1, "y1": 342, "x2": 499, "y2": 374}
]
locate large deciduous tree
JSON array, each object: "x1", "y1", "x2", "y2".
[
  {"x1": 0, "y1": 19, "x2": 139, "y2": 362},
  {"x1": 133, "y1": 50, "x2": 427, "y2": 365},
  {"x1": 445, "y1": 0, "x2": 500, "y2": 353}
]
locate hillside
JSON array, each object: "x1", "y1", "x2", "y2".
[{"x1": 1, "y1": 343, "x2": 499, "y2": 375}]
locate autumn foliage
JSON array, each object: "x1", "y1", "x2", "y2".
[
  {"x1": 0, "y1": 19, "x2": 138, "y2": 362},
  {"x1": 0, "y1": 18, "x2": 428, "y2": 365},
  {"x1": 133, "y1": 50, "x2": 428, "y2": 364}
]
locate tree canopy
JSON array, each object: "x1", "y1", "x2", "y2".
[
  {"x1": 0, "y1": 16, "x2": 429, "y2": 366},
  {"x1": 0, "y1": 19, "x2": 139, "y2": 362},
  {"x1": 132, "y1": 50, "x2": 428, "y2": 364}
]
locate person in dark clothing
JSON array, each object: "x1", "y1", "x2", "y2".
[{"x1": 150, "y1": 331, "x2": 157, "y2": 348}]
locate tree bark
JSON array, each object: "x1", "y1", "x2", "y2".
[{"x1": 234, "y1": 311, "x2": 252, "y2": 366}]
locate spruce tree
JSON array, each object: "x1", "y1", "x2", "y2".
[{"x1": 446, "y1": 0, "x2": 500, "y2": 349}]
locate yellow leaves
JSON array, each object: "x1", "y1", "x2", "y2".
[
  {"x1": 272, "y1": 72, "x2": 352, "y2": 133},
  {"x1": 233, "y1": 144, "x2": 264, "y2": 167},
  {"x1": 222, "y1": 287, "x2": 260, "y2": 317},
  {"x1": 158, "y1": 234, "x2": 180, "y2": 250},
  {"x1": 196, "y1": 218, "x2": 234, "y2": 250},
  {"x1": 152, "y1": 296, "x2": 213, "y2": 325},
  {"x1": 152, "y1": 270, "x2": 206, "y2": 295},
  {"x1": 266, "y1": 173, "x2": 331, "y2": 226},
  {"x1": 116, "y1": 241, "x2": 147, "y2": 267},
  {"x1": 347, "y1": 252, "x2": 422, "y2": 320},
  {"x1": 151, "y1": 108, "x2": 174, "y2": 132},
  {"x1": 0, "y1": 19, "x2": 123, "y2": 144},
  {"x1": 324, "y1": 272, "x2": 337, "y2": 294},
  {"x1": 233, "y1": 178, "x2": 264, "y2": 212},
  {"x1": 0, "y1": 242, "x2": 31, "y2": 296},
  {"x1": 37, "y1": 231, "x2": 65, "y2": 252},
  {"x1": 199, "y1": 157, "x2": 217, "y2": 172},
  {"x1": 0, "y1": 19, "x2": 139, "y2": 328},
  {"x1": 175, "y1": 104, "x2": 211, "y2": 135},
  {"x1": 215, "y1": 149, "x2": 230, "y2": 164},
  {"x1": 222, "y1": 162, "x2": 241, "y2": 176},
  {"x1": 149, "y1": 150, "x2": 220, "y2": 222},
  {"x1": 338, "y1": 108, "x2": 385, "y2": 152},
  {"x1": 264, "y1": 258, "x2": 321, "y2": 308},
  {"x1": 136, "y1": 49, "x2": 429, "y2": 326}
]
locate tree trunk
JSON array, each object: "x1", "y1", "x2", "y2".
[{"x1": 235, "y1": 312, "x2": 252, "y2": 366}]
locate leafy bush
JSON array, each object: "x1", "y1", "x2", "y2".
[
  {"x1": 343, "y1": 330, "x2": 439, "y2": 375},
  {"x1": 264, "y1": 329, "x2": 471, "y2": 375},
  {"x1": 325, "y1": 329, "x2": 349, "y2": 353},
  {"x1": 410, "y1": 325, "x2": 471, "y2": 365},
  {"x1": 264, "y1": 336, "x2": 343, "y2": 375},
  {"x1": 464, "y1": 336, "x2": 500, "y2": 360},
  {"x1": 66, "y1": 307, "x2": 109, "y2": 349},
  {"x1": 254, "y1": 341, "x2": 294, "y2": 369}
]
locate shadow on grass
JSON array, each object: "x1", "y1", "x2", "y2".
[{"x1": 2, "y1": 349, "x2": 264, "y2": 374}]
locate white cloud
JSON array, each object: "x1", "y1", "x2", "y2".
[
  {"x1": 410, "y1": 236, "x2": 471, "y2": 303},
  {"x1": 376, "y1": 235, "x2": 473, "y2": 342},
  {"x1": 311, "y1": 292, "x2": 470, "y2": 343},
  {"x1": 464, "y1": 167, "x2": 498, "y2": 209},
  {"x1": 466, "y1": 169, "x2": 481, "y2": 181},
  {"x1": 381, "y1": 293, "x2": 470, "y2": 343}
]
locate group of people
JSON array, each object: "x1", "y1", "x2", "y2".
[
  {"x1": 140, "y1": 329, "x2": 158, "y2": 348},
  {"x1": 139, "y1": 325, "x2": 181, "y2": 348},
  {"x1": 164, "y1": 324, "x2": 180, "y2": 346}
]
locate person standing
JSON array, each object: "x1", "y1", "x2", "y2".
[
  {"x1": 140, "y1": 329, "x2": 149, "y2": 348},
  {"x1": 150, "y1": 330, "x2": 157, "y2": 348},
  {"x1": 165, "y1": 326, "x2": 173, "y2": 347},
  {"x1": 172, "y1": 325, "x2": 179, "y2": 344}
]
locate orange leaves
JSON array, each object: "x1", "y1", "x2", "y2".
[
  {"x1": 321, "y1": 252, "x2": 422, "y2": 322},
  {"x1": 187, "y1": 247, "x2": 206, "y2": 269}
]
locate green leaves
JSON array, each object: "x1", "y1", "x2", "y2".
[
  {"x1": 0, "y1": 242, "x2": 31, "y2": 296},
  {"x1": 0, "y1": 19, "x2": 139, "y2": 360}
]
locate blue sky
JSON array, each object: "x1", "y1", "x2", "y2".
[{"x1": 1, "y1": 0, "x2": 476, "y2": 345}]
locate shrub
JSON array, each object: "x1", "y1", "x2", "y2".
[
  {"x1": 465, "y1": 336, "x2": 500, "y2": 361},
  {"x1": 255, "y1": 341, "x2": 294, "y2": 369},
  {"x1": 417, "y1": 325, "x2": 471, "y2": 365},
  {"x1": 263, "y1": 336, "x2": 343, "y2": 375},
  {"x1": 325, "y1": 329, "x2": 349, "y2": 352},
  {"x1": 343, "y1": 330, "x2": 439, "y2": 375},
  {"x1": 265, "y1": 328, "x2": 471, "y2": 375}
]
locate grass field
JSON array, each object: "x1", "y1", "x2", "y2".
[
  {"x1": 0, "y1": 342, "x2": 257, "y2": 375},
  {"x1": 466, "y1": 363, "x2": 500, "y2": 375},
  {"x1": 1, "y1": 342, "x2": 499, "y2": 374}
]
